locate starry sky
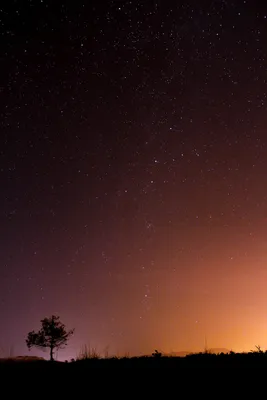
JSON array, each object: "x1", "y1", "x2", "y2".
[{"x1": 1, "y1": 0, "x2": 267, "y2": 360}]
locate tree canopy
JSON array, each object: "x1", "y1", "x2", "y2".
[{"x1": 26, "y1": 315, "x2": 74, "y2": 361}]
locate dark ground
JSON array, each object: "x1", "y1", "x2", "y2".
[{"x1": 2, "y1": 352, "x2": 267, "y2": 369}]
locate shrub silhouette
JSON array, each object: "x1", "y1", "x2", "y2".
[
  {"x1": 26, "y1": 315, "x2": 74, "y2": 361},
  {"x1": 152, "y1": 349, "x2": 162, "y2": 358}
]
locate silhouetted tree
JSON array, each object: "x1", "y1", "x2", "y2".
[{"x1": 26, "y1": 315, "x2": 74, "y2": 361}]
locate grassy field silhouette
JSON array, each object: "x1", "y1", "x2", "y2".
[{"x1": 2, "y1": 350, "x2": 267, "y2": 369}]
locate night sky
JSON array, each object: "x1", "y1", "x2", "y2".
[{"x1": 1, "y1": 0, "x2": 267, "y2": 360}]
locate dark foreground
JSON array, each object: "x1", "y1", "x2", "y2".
[{"x1": 2, "y1": 352, "x2": 267, "y2": 369}]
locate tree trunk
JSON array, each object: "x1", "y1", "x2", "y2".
[{"x1": 50, "y1": 346, "x2": 54, "y2": 361}]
